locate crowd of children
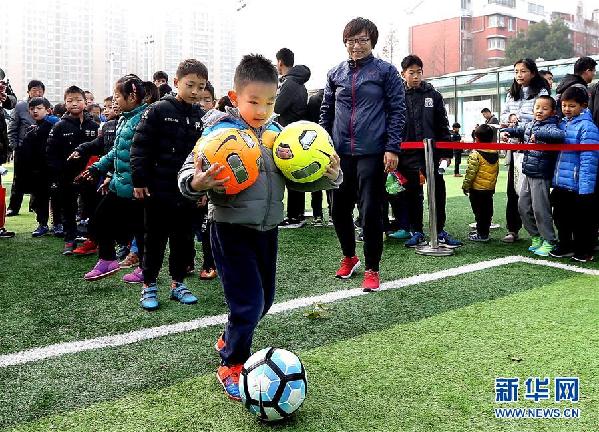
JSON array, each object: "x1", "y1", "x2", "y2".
[{"x1": 2, "y1": 34, "x2": 599, "y2": 401}]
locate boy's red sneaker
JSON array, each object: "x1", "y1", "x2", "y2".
[
  {"x1": 362, "y1": 270, "x2": 380, "y2": 292},
  {"x1": 335, "y1": 256, "x2": 360, "y2": 279},
  {"x1": 216, "y1": 364, "x2": 243, "y2": 401},
  {"x1": 73, "y1": 239, "x2": 98, "y2": 256}
]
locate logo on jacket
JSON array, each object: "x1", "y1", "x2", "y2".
[
  {"x1": 424, "y1": 98, "x2": 433, "y2": 108},
  {"x1": 194, "y1": 121, "x2": 202, "y2": 130},
  {"x1": 164, "y1": 117, "x2": 179, "y2": 123}
]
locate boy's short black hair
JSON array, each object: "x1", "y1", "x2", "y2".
[
  {"x1": 28, "y1": 97, "x2": 51, "y2": 109},
  {"x1": 158, "y1": 83, "x2": 172, "y2": 98},
  {"x1": 53, "y1": 103, "x2": 67, "y2": 117},
  {"x1": 574, "y1": 56, "x2": 597, "y2": 75},
  {"x1": 176, "y1": 59, "x2": 208, "y2": 80},
  {"x1": 104, "y1": 96, "x2": 113, "y2": 103},
  {"x1": 452, "y1": 122, "x2": 461, "y2": 128},
  {"x1": 217, "y1": 95, "x2": 233, "y2": 112},
  {"x1": 561, "y1": 86, "x2": 589, "y2": 105},
  {"x1": 143, "y1": 81, "x2": 159, "y2": 104},
  {"x1": 401, "y1": 54, "x2": 423, "y2": 71},
  {"x1": 343, "y1": 17, "x2": 379, "y2": 48},
  {"x1": 64, "y1": 85, "x2": 86, "y2": 100},
  {"x1": 204, "y1": 81, "x2": 215, "y2": 100},
  {"x1": 480, "y1": 108, "x2": 491, "y2": 114},
  {"x1": 86, "y1": 103, "x2": 101, "y2": 111},
  {"x1": 28, "y1": 80, "x2": 45, "y2": 92},
  {"x1": 535, "y1": 95, "x2": 557, "y2": 111},
  {"x1": 153, "y1": 71, "x2": 169, "y2": 82},
  {"x1": 539, "y1": 69, "x2": 553, "y2": 77},
  {"x1": 233, "y1": 54, "x2": 278, "y2": 90},
  {"x1": 474, "y1": 124, "x2": 495, "y2": 143},
  {"x1": 276, "y1": 48, "x2": 294, "y2": 67}
]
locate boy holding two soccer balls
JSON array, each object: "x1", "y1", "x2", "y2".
[{"x1": 178, "y1": 54, "x2": 342, "y2": 401}]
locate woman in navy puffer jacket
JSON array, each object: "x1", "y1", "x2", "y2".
[{"x1": 320, "y1": 17, "x2": 406, "y2": 291}]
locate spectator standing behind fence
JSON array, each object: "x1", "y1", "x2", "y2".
[
  {"x1": 399, "y1": 54, "x2": 462, "y2": 250},
  {"x1": 450, "y1": 122, "x2": 463, "y2": 177},
  {"x1": 500, "y1": 95, "x2": 563, "y2": 257},
  {"x1": 550, "y1": 86, "x2": 599, "y2": 263},
  {"x1": 462, "y1": 124, "x2": 499, "y2": 242},
  {"x1": 556, "y1": 56, "x2": 596, "y2": 118},
  {"x1": 500, "y1": 58, "x2": 550, "y2": 244}
]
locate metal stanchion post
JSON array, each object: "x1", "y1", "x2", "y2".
[{"x1": 416, "y1": 138, "x2": 454, "y2": 256}]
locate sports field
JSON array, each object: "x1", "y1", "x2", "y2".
[{"x1": 1, "y1": 165, "x2": 598, "y2": 432}]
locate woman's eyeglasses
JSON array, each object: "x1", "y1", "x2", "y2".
[{"x1": 345, "y1": 37, "x2": 370, "y2": 46}]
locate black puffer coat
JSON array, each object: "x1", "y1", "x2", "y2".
[
  {"x1": 274, "y1": 65, "x2": 310, "y2": 126},
  {"x1": 400, "y1": 81, "x2": 452, "y2": 170},
  {"x1": 75, "y1": 118, "x2": 118, "y2": 158},
  {"x1": 131, "y1": 95, "x2": 204, "y2": 202},
  {"x1": 46, "y1": 112, "x2": 99, "y2": 183}
]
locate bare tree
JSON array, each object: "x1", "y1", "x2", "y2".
[{"x1": 381, "y1": 28, "x2": 400, "y2": 64}]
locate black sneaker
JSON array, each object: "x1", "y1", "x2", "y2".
[
  {"x1": 571, "y1": 254, "x2": 594, "y2": 263},
  {"x1": 549, "y1": 246, "x2": 574, "y2": 258},
  {"x1": 312, "y1": 216, "x2": 324, "y2": 227},
  {"x1": 356, "y1": 228, "x2": 364, "y2": 242},
  {"x1": 53, "y1": 224, "x2": 65, "y2": 237},
  {"x1": 5, "y1": 209, "x2": 18, "y2": 217},
  {"x1": 0, "y1": 228, "x2": 15, "y2": 238},
  {"x1": 279, "y1": 217, "x2": 307, "y2": 229}
]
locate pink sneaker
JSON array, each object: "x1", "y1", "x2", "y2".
[
  {"x1": 123, "y1": 267, "x2": 144, "y2": 284},
  {"x1": 84, "y1": 259, "x2": 120, "y2": 281}
]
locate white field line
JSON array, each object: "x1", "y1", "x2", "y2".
[{"x1": 1, "y1": 255, "x2": 597, "y2": 368}]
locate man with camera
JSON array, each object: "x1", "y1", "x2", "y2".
[{"x1": 0, "y1": 72, "x2": 17, "y2": 237}]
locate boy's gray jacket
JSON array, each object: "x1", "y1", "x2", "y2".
[{"x1": 178, "y1": 108, "x2": 342, "y2": 231}]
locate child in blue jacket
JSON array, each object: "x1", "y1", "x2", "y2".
[
  {"x1": 500, "y1": 95, "x2": 564, "y2": 256},
  {"x1": 550, "y1": 86, "x2": 599, "y2": 262}
]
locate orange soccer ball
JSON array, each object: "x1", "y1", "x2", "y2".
[{"x1": 194, "y1": 128, "x2": 262, "y2": 195}]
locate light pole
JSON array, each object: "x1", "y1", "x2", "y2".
[
  {"x1": 144, "y1": 35, "x2": 155, "y2": 79},
  {"x1": 108, "y1": 51, "x2": 115, "y2": 96}
]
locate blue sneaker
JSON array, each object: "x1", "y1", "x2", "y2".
[
  {"x1": 52, "y1": 224, "x2": 65, "y2": 238},
  {"x1": 388, "y1": 229, "x2": 412, "y2": 240},
  {"x1": 405, "y1": 232, "x2": 426, "y2": 248},
  {"x1": 32, "y1": 225, "x2": 49, "y2": 237},
  {"x1": 140, "y1": 284, "x2": 159, "y2": 311},
  {"x1": 170, "y1": 282, "x2": 198, "y2": 305},
  {"x1": 438, "y1": 230, "x2": 463, "y2": 248}
]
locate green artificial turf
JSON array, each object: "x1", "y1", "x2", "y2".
[
  {"x1": 1, "y1": 162, "x2": 598, "y2": 431},
  {"x1": 4, "y1": 274, "x2": 597, "y2": 432}
]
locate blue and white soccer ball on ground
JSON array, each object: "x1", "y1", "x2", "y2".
[{"x1": 240, "y1": 347, "x2": 308, "y2": 422}]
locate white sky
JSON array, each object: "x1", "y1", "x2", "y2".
[{"x1": 5, "y1": 0, "x2": 599, "y2": 90}]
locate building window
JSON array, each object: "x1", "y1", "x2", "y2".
[
  {"x1": 488, "y1": 0, "x2": 515, "y2": 7},
  {"x1": 488, "y1": 37, "x2": 506, "y2": 50},
  {"x1": 528, "y1": 3, "x2": 544, "y2": 15},
  {"x1": 508, "y1": 18, "x2": 514, "y2": 31},
  {"x1": 461, "y1": 0, "x2": 471, "y2": 8},
  {"x1": 489, "y1": 14, "x2": 505, "y2": 28}
]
